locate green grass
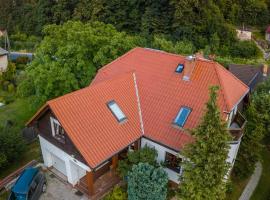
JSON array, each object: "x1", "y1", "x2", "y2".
[
  {"x1": 0, "y1": 97, "x2": 36, "y2": 128},
  {"x1": 226, "y1": 174, "x2": 250, "y2": 200},
  {"x1": 251, "y1": 145, "x2": 270, "y2": 200},
  {"x1": 0, "y1": 141, "x2": 41, "y2": 179}
]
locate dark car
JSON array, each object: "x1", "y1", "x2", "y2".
[{"x1": 8, "y1": 167, "x2": 46, "y2": 200}]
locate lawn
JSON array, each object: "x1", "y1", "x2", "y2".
[
  {"x1": 226, "y1": 174, "x2": 250, "y2": 200},
  {"x1": 251, "y1": 144, "x2": 270, "y2": 200},
  {"x1": 0, "y1": 96, "x2": 36, "y2": 128}
]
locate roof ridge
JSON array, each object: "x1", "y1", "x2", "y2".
[
  {"x1": 98, "y1": 47, "x2": 141, "y2": 72},
  {"x1": 142, "y1": 47, "x2": 186, "y2": 59},
  {"x1": 216, "y1": 62, "x2": 249, "y2": 89},
  {"x1": 213, "y1": 62, "x2": 230, "y2": 112},
  {"x1": 49, "y1": 71, "x2": 135, "y2": 104}
]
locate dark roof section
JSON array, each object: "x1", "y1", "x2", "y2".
[
  {"x1": 229, "y1": 64, "x2": 269, "y2": 91},
  {"x1": 0, "y1": 47, "x2": 8, "y2": 56}
]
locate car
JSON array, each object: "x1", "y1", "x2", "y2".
[{"x1": 8, "y1": 167, "x2": 47, "y2": 200}]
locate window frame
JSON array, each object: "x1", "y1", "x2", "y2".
[
  {"x1": 173, "y1": 106, "x2": 192, "y2": 128},
  {"x1": 50, "y1": 117, "x2": 65, "y2": 143},
  {"x1": 175, "y1": 64, "x2": 184, "y2": 73},
  {"x1": 164, "y1": 152, "x2": 182, "y2": 173},
  {"x1": 107, "y1": 100, "x2": 127, "y2": 123}
]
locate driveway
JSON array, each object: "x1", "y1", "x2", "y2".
[{"x1": 40, "y1": 172, "x2": 88, "y2": 200}]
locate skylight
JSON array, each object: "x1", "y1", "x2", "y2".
[
  {"x1": 107, "y1": 101, "x2": 127, "y2": 122},
  {"x1": 173, "y1": 107, "x2": 191, "y2": 127},
  {"x1": 175, "y1": 64, "x2": 184, "y2": 73}
]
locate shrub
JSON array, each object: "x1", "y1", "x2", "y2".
[
  {"x1": 7, "y1": 83, "x2": 15, "y2": 93},
  {"x1": 0, "y1": 125, "x2": 26, "y2": 169},
  {"x1": 117, "y1": 146, "x2": 158, "y2": 178},
  {"x1": 128, "y1": 163, "x2": 168, "y2": 200},
  {"x1": 103, "y1": 186, "x2": 127, "y2": 200},
  {"x1": 229, "y1": 41, "x2": 262, "y2": 58}
]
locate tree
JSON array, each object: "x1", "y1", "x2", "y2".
[
  {"x1": 117, "y1": 146, "x2": 158, "y2": 178},
  {"x1": 233, "y1": 101, "x2": 264, "y2": 178},
  {"x1": 179, "y1": 86, "x2": 231, "y2": 200},
  {"x1": 17, "y1": 21, "x2": 143, "y2": 104},
  {"x1": 0, "y1": 125, "x2": 26, "y2": 169},
  {"x1": 128, "y1": 163, "x2": 168, "y2": 200}
]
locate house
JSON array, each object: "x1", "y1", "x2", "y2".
[
  {"x1": 27, "y1": 48, "x2": 249, "y2": 197},
  {"x1": 0, "y1": 47, "x2": 8, "y2": 72},
  {"x1": 266, "y1": 26, "x2": 270, "y2": 41},
  {"x1": 229, "y1": 64, "x2": 269, "y2": 92},
  {"x1": 236, "y1": 29, "x2": 252, "y2": 41}
]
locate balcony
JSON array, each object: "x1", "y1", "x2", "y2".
[{"x1": 228, "y1": 111, "x2": 247, "y2": 142}]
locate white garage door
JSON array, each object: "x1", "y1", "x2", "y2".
[{"x1": 51, "y1": 154, "x2": 67, "y2": 176}]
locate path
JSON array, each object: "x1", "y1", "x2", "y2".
[
  {"x1": 252, "y1": 39, "x2": 270, "y2": 60},
  {"x1": 239, "y1": 162, "x2": 262, "y2": 200}
]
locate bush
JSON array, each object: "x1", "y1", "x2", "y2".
[
  {"x1": 0, "y1": 125, "x2": 26, "y2": 168},
  {"x1": 128, "y1": 163, "x2": 168, "y2": 200},
  {"x1": 7, "y1": 83, "x2": 15, "y2": 93},
  {"x1": 103, "y1": 186, "x2": 127, "y2": 200},
  {"x1": 117, "y1": 146, "x2": 158, "y2": 178},
  {"x1": 229, "y1": 41, "x2": 262, "y2": 58}
]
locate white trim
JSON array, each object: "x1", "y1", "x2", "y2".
[
  {"x1": 50, "y1": 117, "x2": 60, "y2": 137},
  {"x1": 230, "y1": 89, "x2": 249, "y2": 112},
  {"x1": 133, "y1": 73, "x2": 145, "y2": 135}
]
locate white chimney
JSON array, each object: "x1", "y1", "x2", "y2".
[{"x1": 183, "y1": 55, "x2": 196, "y2": 81}]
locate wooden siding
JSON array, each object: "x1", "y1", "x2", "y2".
[{"x1": 35, "y1": 109, "x2": 88, "y2": 165}]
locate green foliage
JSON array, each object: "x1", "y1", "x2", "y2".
[
  {"x1": 179, "y1": 86, "x2": 231, "y2": 200},
  {"x1": 128, "y1": 163, "x2": 168, "y2": 200},
  {"x1": 233, "y1": 102, "x2": 264, "y2": 179},
  {"x1": 103, "y1": 186, "x2": 127, "y2": 200},
  {"x1": 152, "y1": 36, "x2": 194, "y2": 55},
  {"x1": 17, "y1": 21, "x2": 142, "y2": 104},
  {"x1": 229, "y1": 41, "x2": 262, "y2": 59},
  {"x1": 0, "y1": 125, "x2": 26, "y2": 169},
  {"x1": 117, "y1": 146, "x2": 158, "y2": 178},
  {"x1": 0, "y1": 62, "x2": 16, "y2": 83}
]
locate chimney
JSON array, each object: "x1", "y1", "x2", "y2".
[
  {"x1": 183, "y1": 55, "x2": 196, "y2": 81},
  {"x1": 195, "y1": 51, "x2": 204, "y2": 59},
  {"x1": 263, "y1": 64, "x2": 268, "y2": 77}
]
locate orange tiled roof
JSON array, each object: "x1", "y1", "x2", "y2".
[
  {"x1": 29, "y1": 47, "x2": 249, "y2": 168},
  {"x1": 92, "y1": 47, "x2": 249, "y2": 150},
  {"x1": 48, "y1": 72, "x2": 142, "y2": 168}
]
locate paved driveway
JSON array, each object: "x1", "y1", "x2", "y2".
[{"x1": 40, "y1": 172, "x2": 88, "y2": 200}]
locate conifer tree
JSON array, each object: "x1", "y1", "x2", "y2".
[{"x1": 179, "y1": 86, "x2": 231, "y2": 200}]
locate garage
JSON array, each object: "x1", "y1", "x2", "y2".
[{"x1": 51, "y1": 153, "x2": 67, "y2": 176}]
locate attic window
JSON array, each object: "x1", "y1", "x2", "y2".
[
  {"x1": 107, "y1": 101, "x2": 127, "y2": 122},
  {"x1": 175, "y1": 64, "x2": 184, "y2": 73},
  {"x1": 173, "y1": 107, "x2": 191, "y2": 127}
]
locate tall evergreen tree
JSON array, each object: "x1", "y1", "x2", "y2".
[
  {"x1": 233, "y1": 101, "x2": 264, "y2": 179},
  {"x1": 179, "y1": 86, "x2": 231, "y2": 200}
]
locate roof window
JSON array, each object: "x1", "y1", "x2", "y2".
[
  {"x1": 107, "y1": 101, "x2": 127, "y2": 122},
  {"x1": 173, "y1": 107, "x2": 191, "y2": 127},
  {"x1": 175, "y1": 64, "x2": 184, "y2": 73}
]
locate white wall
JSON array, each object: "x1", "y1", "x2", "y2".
[
  {"x1": 141, "y1": 138, "x2": 182, "y2": 184},
  {"x1": 0, "y1": 55, "x2": 8, "y2": 72},
  {"x1": 227, "y1": 141, "x2": 241, "y2": 166},
  {"x1": 39, "y1": 135, "x2": 90, "y2": 186}
]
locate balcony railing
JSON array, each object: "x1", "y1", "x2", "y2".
[{"x1": 228, "y1": 111, "x2": 247, "y2": 141}]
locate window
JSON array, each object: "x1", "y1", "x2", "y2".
[
  {"x1": 165, "y1": 152, "x2": 182, "y2": 173},
  {"x1": 50, "y1": 117, "x2": 65, "y2": 143},
  {"x1": 173, "y1": 107, "x2": 191, "y2": 127},
  {"x1": 107, "y1": 101, "x2": 127, "y2": 122},
  {"x1": 175, "y1": 64, "x2": 184, "y2": 73}
]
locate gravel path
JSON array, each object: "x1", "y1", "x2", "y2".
[{"x1": 239, "y1": 162, "x2": 262, "y2": 200}]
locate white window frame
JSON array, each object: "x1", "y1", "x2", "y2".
[
  {"x1": 50, "y1": 117, "x2": 65, "y2": 142},
  {"x1": 107, "y1": 100, "x2": 127, "y2": 122}
]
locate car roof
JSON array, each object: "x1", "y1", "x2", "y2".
[{"x1": 12, "y1": 167, "x2": 38, "y2": 194}]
